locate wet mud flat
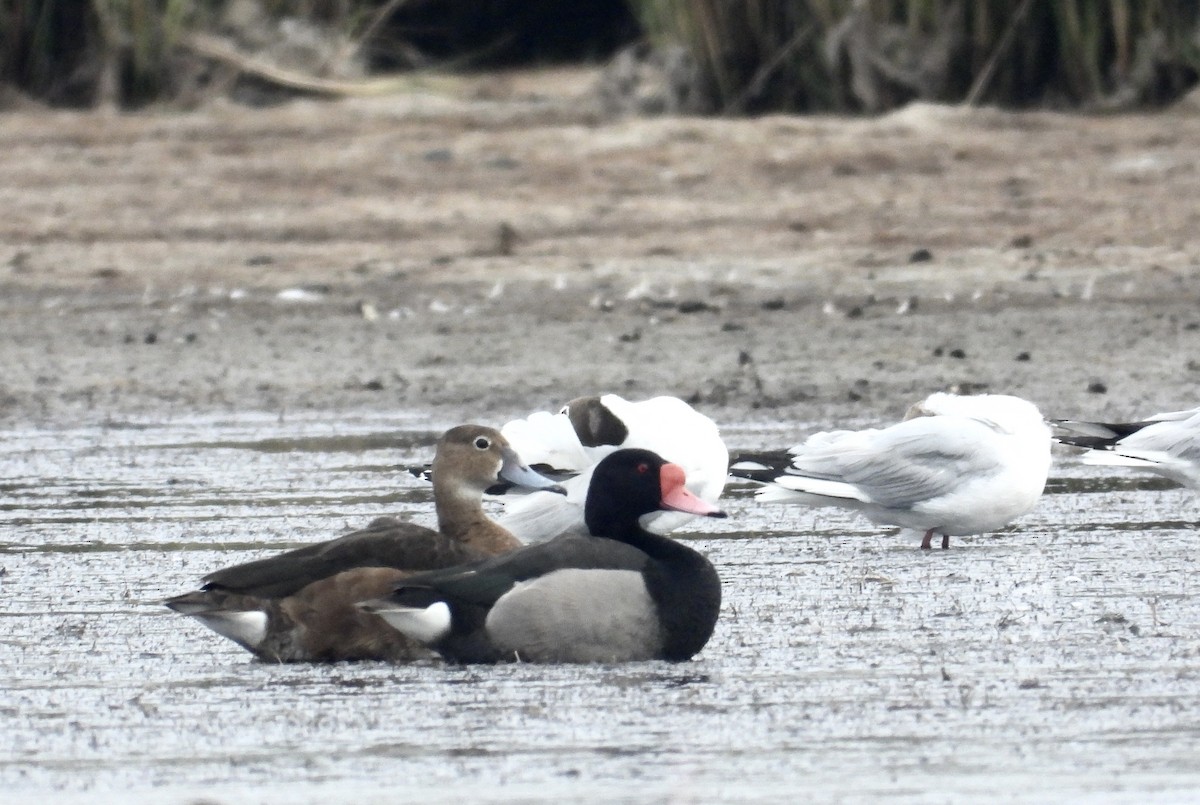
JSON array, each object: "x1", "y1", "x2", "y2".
[
  {"x1": 2, "y1": 415, "x2": 1199, "y2": 804},
  {"x1": 4, "y1": 89, "x2": 1200, "y2": 431}
]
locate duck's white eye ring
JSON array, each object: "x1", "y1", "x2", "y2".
[
  {"x1": 559, "y1": 405, "x2": 569, "y2": 415},
  {"x1": 474, "y1": 437, "x2": 491, "y2": 450}
]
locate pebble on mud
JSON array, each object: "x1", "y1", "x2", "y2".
[
  {"x1": 8, "y1": 250, "x2": 31, "y2": 272},
  {"x1": 1087, "y1": 381, "x2": 1108, "y2": 394},
  {"x1": 493, "y1": 222, "x2": 518, "y2": 256},
  {"x1": 676, "y1": 300, "x2": 719, "y2": 314}
]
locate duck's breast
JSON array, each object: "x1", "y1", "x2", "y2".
[{"x1": 485, "y1": 568, "x2": 664, "y2": 663}]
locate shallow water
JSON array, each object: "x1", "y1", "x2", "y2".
[{"x1": 2, "y1": 414, "x2": 1199, "y2": 804}]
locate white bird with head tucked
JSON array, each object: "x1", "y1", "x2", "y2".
[
  {"x1": 729, "y1": 392, "x2": 1053, "y2": 549},
  {"x1": 495, "y1": 394, "x2": 729, "y2": 543}
]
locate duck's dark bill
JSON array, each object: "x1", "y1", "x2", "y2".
[{"x1": 660, "y1": 464, "x2": 726, "y2": 518}]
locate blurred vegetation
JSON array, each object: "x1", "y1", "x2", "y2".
[
  {"x1": 0, "y1": 0, "x2": 217, "y2": 106},
  {"x1": 630, "y1": 0, "x2": 1200, "y2": 113},
  {"x1": 0, "y1": 0, "x2": 636, "y2": 107},
  {"x1": 1, "y1": 0, "x2": 1197, "y2": 111}
]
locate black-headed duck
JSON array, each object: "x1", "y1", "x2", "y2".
[{"x1": 361, "y1": 448, "x2": 725, "y2": 664}]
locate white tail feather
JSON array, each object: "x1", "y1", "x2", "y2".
[
  {"x1": 771, "y1": 474, "x2": 869, "y2": 502},
  {"x1": 1081, "y1": 449, "x2": 1165, "y2": 469},
  {"x1": 754, "y1": 484, "x2": 813, "y2": 503},
  {"x1": 195, "y1": 610, "x2": 269, "y2": 649},
  {"x1": 1055, "y1": 420, "x2": 1121, "y2": 440},
  {"x1": 372, "y1": 602, "x2": 451, "y2": 644}
]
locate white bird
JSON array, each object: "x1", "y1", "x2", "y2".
[
  {"x1": 1053, "y1": 406, "x2": 1200, "y2": 489},
  {"x1": 496, "y1": 394, "x2": 729, "y2": 542},
  {"x1": 729, "y1": 392, "x2": 1053, "y2": 549}
]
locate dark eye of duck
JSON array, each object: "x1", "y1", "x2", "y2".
[
  {"x1": 474, "y1": 437, "x2": 491, "y2": 450},
  {"x1": 636, "y1": 462, "x2": 650, "y2": 475},
  {"x1": 559, "y1": 405, "x2": 570, "y2": 415}
]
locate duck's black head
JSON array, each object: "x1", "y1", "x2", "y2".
[{"x1": 584, "y1": 448, "x2": 725, "y2": 539}]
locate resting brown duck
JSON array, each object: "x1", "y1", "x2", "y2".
[{"x1": 164, "y1": 425, "x2": 563, "y2": 663}]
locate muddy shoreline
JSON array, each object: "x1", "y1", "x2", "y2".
[
  {"x1": 3, "y1": 263, "x2": 1198, "y2": 435},
  {"x1": 3, "y1": 80, "x2": 1200, "y2": 433}
]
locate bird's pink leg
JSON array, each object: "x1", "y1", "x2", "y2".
[
  {"x1": 921, "y1": 530, "x2": 933, "y2": 550},
  {"x1": 941, "y1": 533, "x2": 950, "y2": 550}
]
